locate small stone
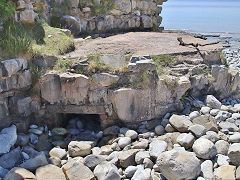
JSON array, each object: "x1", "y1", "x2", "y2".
[
  {"x1": 176, "y1": 133, "x2": 195, "y2": 149},
  {"x1": 35, "y1": 164, "x2": 66, "y2": 180},
  {"x1": 189, "y1": 111, "x2": 200, "y2": 120},
  {"x1": 188, "y1": 124, "x2": 206, "y2": 138},
  {"x1": 143, "y1": 158, "x2": 153, "y2": 169},
  {"x1": 51, "y1": 128, "x2": 68, "y2": 136},
  {"x1": 165, "y1": 124, "x2": 175, "y2": 132},
  {"x1": 219, "y1": 121, "x2": 239, "y2": 132},
  {"x1": 68, "y1": 141, "x2": 91, "y2": 157},
  {"x1": 210, "y1": 109, "x2": 220, "y2": 116},
  {"x1": 215, "y1": 111, "x2": 231, "y2": 122},
  {"x1": 118, "y1": 137, "x2": 131, "y2": 149},
  {"x1": 125, "y1": 130, "x2": 138, "y2": 140},
  {"x1": 124, "y1": 166, "x2": 138, "y2": 178},
  {"x1": 100, "y1": 145, "x2": 113, "y2": 155},
  {"x1": 215, "y1": 140, "x2": 229, "y2": 155},
  {"x1": 192, "y1": 138, "x2": 217, "y2": 159},
  {"x1": 203, "y1": 131, "x2": 220, "y2": 143},
  {"x1": 94, "y1": 162, "x2": 121, "y2": 180},
  {"x1": 215, "y1": 154, "x2": 230, "y2": 166},
  {"x1": 229, "y1": 133, "x2": 240, "y2": 143},
  {"x1": 49, "y1": 147, "x2": 67, "y2": 159},
  {"x1": 200, "y1": 106, "x2": 211, "y2": 115},
  {"x1": 62, "y1": 159, "x2": 94, "y2": 180},
  {"x1": 83, "y1": 155, "x2": 105, "y2": 170},
  {"x1": 28, "y1": 128, "x2": 43, "y2": 135},
  {"x1": 30, "y1": 134, "x2": 38, "y2": 144},
  {"x1": 132, "y1": 139, "x2": 149, "y2": 149},
  {"x1": 201, "y1": 160, "x2": 214, "y2": 180},
  {"x1": 16, "y1": 134, "x2": 29, "y2": 146},
  {"x1": 169, "y1": 114, "x2": 193, "y2": 132},
  {"x1": 236, "y1": 166, "x2": 240, "y2": 180},
  {"x1": 4, "y1": 167, "x2": 36, "y2": 180},
  {"x1": 149, "y1": 140, "x2": 167, "y2": 159},
  {"x1": 103, "y1": 125, "x2": 120, "y2": 136},
  {"x1": 228, "y1": 143, "x2": 240, "y2": 166},
  {"x1": 49, "y1": 156, "x2": 61, "y2": 167},
  {"x1": 118, "y1": 149, "x2": 138, "y2": 168},
  {"x1": 214, "y1": 165, "x2": 236, "y2": 180},
  {"x1": 22, "y1": 152, "x2": 30, "y2": 160},
  {"x1": 232, "y1": 113, "x2": 240, "y2": 119},
  {"x1": 155, "y1": 125, "x2": 165, "y2": 135},
  {"x1": 132, "y1": 165, "x2": 151, "y2": 180},
  {"x1": 205, "y1": 95, "x2": 222, "y2": 109},
  {"x1": 135, "y1": 151, "x2": 150, "y2": 164},
  {"x1": 30, "y1": 124, "x2": 38, "y2": 129}
]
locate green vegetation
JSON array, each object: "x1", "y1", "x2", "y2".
[
  {"x1": 53, "y1": 58, "x2": 73, "y2": 72},
  {"x1": 180, "y1": 91, "x2": 189, "y2": 102},
  {"x1": 31, "y1": 23, "x2": 74, "y2": 57},
  {"x1": 79, "y1": 0, "x2": 114, "y2": 16},
  {"x1": 50, "y1": 0, "x2": 72, "y2": 27},
  {"x1": 128, "y1": 72, "x2": 149, "y2": 89},
  {"x1": 151, "y1": 54, "x2": 177, "y2": 75},
  {"x1": 0, "y1": 0, "x2": 15, "y2": 22}
]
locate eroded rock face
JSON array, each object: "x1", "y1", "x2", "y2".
[
  {"x1": 156, "y1": 149, "x2": 201, "y2": 180},
  {"x1": 211, "y1": 65, "x2": 240, "y2": 99}
]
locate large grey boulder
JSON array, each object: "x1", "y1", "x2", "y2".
[
  {"x1": 60, "y1": 15, "x2": 81, "y2": 36},
  {"x1": 169, "y1": 114, "x2": 193, "y2": 132},
  {"x1": 4, "y1": 167, "x2": 36, "y2": 180},
  {"x1": 94, "y1": 162, "x2": 121, "y2": 180},
  {"x1": 0, "y1": 125, "x2": 17, "y2": 155},
  {"x1": 0, "y1": 58, "x2": 27, "y2": 77},
  {"x1": 228, "y1": 143, "x2": 240, "y2": 166},
  {"x1": 20, "y1": 152, "x2": 48, "y2": 171},
  {"x1": 35, "y1": 164, "x2": 65, "y2": 180},
  {"x1": 156, "y1": 149, "x2": 201, "y2": 180},
  {"x1": 83, "y1": 155, "x2": 106, "y2": 170},
  {"x1": 149, "y1": 140, "x2": 167, "y2": 159},
  {"x1": 62, "y1": 158, "x2": 94, "y2": 180},
  {"x1": 118, "y1": 149, "x2": 138, "y2": 168},
  {"x1": 68, "y1": 141, "x2": 91, "y2": 157},
  {"x1": 0, "y1": 147, "x2": 22, "y2": 169},
  {"x1": 192, "y1": 138, "x2": 217, "y2": 159},
  {"x1": 205, "y1": 95, "x2": 222, "y2": 109},
  {"x1": 188, "y1": 124, "x2": 206, "y2": 138}
]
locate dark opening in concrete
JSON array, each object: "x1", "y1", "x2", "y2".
[{"x1": 62, "y1": 114, "x2": 101, "y2": 133}]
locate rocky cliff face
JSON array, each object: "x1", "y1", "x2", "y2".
[{"x1": 15, "y1": 0, "x2": 167, "y2": 35}]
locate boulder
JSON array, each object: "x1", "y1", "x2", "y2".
[
  {"x1": 49, "y1": 147, "x2": 67, "y2": 159},
  {"x1": 214, "y1": 165, "x2": 236, "y2": 180},
  {"x1": 215, "y1": 140, "x2": 229, "y2": 155},
  {"x1": 92, "y1": 73, "x2": 119, "y2": 87},
  {"x1": 0, "y1": 125, "x2": 17, "y2": 155},
  {"x1": 118, "y1": 137, "x2": 131, "y2": 149},
  {"x1": 215, "y1": 154, "x2": 230, "y2": 166},
  {"x1": 124, "y1": 166, "x2": 138, "y2": 178},
  {"x1": 201, "y1": 160, "x2": 214, "y2": 180},
  {"x1": 200, "y1": 106, "x2": 211, "y2": 114},
  {"x1": 113, "y1": 0, "x2": 131, "y2": 14},
  {"x1": 60, "y1": 16, "x2": 81, "y2": 36},
  {"x1": 156, "y1": 149, "x2": 201, "y2": 180},
  {"x1": 94, "y1": 162, "x2": 121, "y2": 180},
  {"x1": 62, "y1": 159, "x2": 94, "y2": 180},
  {"x1": 228, "y1": 143, "x2": 240, "y2": 166},
  {"x1": 188, "y1": 124, "x2": 206, "y2": 138},
  {"x1": 192, "y1": 138, "x2": 217, "y2": 159},
  {"x1": 68, "y1": 141, "x2": 91, "y2": 157},
  {"x1": 205, "y1": 95, "x2": 222, "y2": 109},
  {"x1": 215, "y1": 111, "x2": 231, "y2": 122},
  {"x1": 35, "y1": 164, "x2": 66, "y2": 180},
  {"x1": 154, "y1": 125, "x2": 165, "y2": 136},
  {"x1": 83, "y1": 155, "x2": 106, "y2": 170},
  {"x1": 132, "y1": 165, "x2": 152, "y2": 180},
  {"x1": 149, "y1": 140, "x2": 167, "y2": 159},
  {"x1": 4, "y1": 167, "x2": 36, "y2": 180},
  {"x1": 0, "y1": 147, "x2": 22, "y2": 169},
  {"x1": 118, "y1": 149, "x2": 138, "y2": 168},
  {"x1": 135, "y1": 151, "x2": 150, "y2": 164},
  {"x1": 20, "y1": 152, "x2": 48, "y2": 171},
  {"x1": 229, "y1": 133, "x2": 240, "y2": 143},
  {"x1": 125, "y1": 129, "x2": 138, "y2": 140},
  {"x1": 176, "y1": 133, "x2": 195, "y2": 149},
  {"x1": 0, "y1": 58, "x2": 27, "y2": 77},
  {"x1": 192, "y1": 115, "x2": 218, "y2": 132},
  {"x1": 203, "y1": 131, "x2": 220, "y2": 143},
  {"x1": 169, "y1": 114, "x2": 193, "y2": 132}
]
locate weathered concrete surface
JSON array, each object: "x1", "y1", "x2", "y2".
[{"x1": 65, "y1": 32, "x2": 223, "y2": 58}]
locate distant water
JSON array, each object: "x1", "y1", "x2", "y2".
[{"x1": 161, "y1": 0, "x2": 240, "y2": 47}]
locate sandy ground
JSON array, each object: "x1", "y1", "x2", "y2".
[{"x1": 63, "y1": 32, "x2": 223, "y2": 58}]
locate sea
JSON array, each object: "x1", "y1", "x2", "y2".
[{"x1": 161, "y1": 0, "x2": 240, "y2": 48}]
